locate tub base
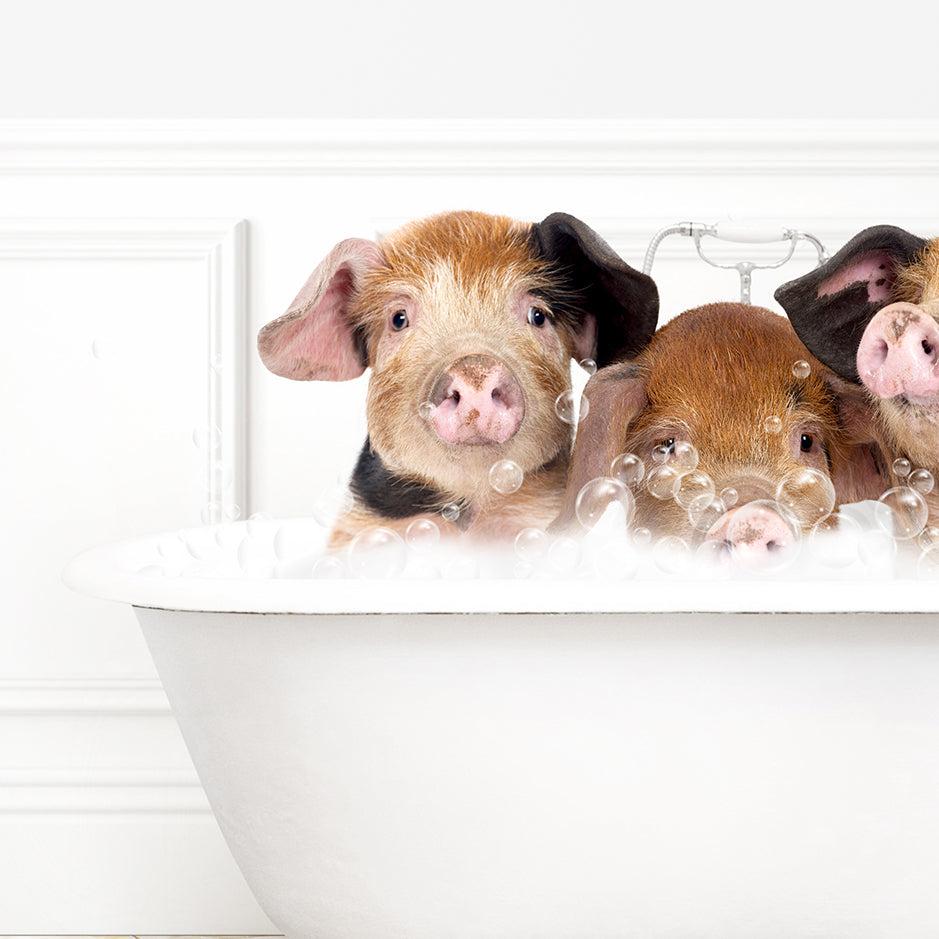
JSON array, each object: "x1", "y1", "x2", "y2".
[{"x1": 136, "y1": 607, "x2": 939, "y2": 939}]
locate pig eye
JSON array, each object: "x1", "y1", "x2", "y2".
[
  {"x1": 800, "y1": 433, "x2": 815, "y2": 453},
  {"x1": 527, "y1": 306, "x2": 549, "y2": 328},
  {"x1": 659, "y1": 437, "x2": 676, "y2": 455},
  {"x1": 391, "y1": 310, "x2": 409, "y2": 331}
]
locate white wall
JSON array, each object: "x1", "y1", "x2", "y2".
[
  {"x1": 1, "y1": 0, "x2": 932, "y2": 121},
  {"x1": 3, "y1": 4, "x2": 939, "y2": 931},
  {"x1": 3, "y1": 119, "x2": 939, "y2": 932}
]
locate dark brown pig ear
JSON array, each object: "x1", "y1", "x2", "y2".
[
  {"x1": 532, "y1": 213, "x2": 659, "y2": 367},
  {"x1": 549, "y1": 361, "x2": 648, "y2": 534},
  {"x1": 775, "y1": 225, "x2": 928, "y2": 384},
  {"x1": 257, "y1": 238, "x2": 384, "y2": 381}
]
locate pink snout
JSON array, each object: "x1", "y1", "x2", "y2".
[
  {"x1": 703, "y1": 501, "x2": 798, "y2": 569},
  {"x1": 856, "y1": 302, "x2": 939, "y2": 403},
  {"x1": 427, "y1": 355, "x2": 525, "y2": 445}
]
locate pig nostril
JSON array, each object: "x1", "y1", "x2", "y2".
[
  {"x1": 923, "y1": 338, "x2": 935, "y2": 358},
  {"x1": 451, "y1": 390, "x2": 460, "y2": 404}
]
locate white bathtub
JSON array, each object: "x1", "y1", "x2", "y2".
[{"x1": 65, "y1": 516, "x2": 939, "y2": 939}]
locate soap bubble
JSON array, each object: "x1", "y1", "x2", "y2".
[
  {"x1": 273, "y1": 527, "x2": 291, "y2": 561},
  {"x1": 675, "y1": 470, "x2": 715, "y2": 509},
  {"x1": 611, "y1": 453, "x2": 645, "y2": 488},
  {"x1": 810, "y1": 511, "x2": 863, "y2": 568},
  {"x1": 575, "y1": 477, "x2": 635, "y2": 530},
  {"x1": 695, "y1": 538, "x2": 734, "y2": 572},
  {"x1": 418, "y1": 401, "x2": 435, "y2": 420},
  {"x1": 246, "y1": 512, "x2": 271, "y2": 533},
  {"x1": 670, "y1": 441, "x2": 699, "y2": 474},
  {"x1": 312, "y1": 555, "x2": 346, "y2": 579},
  {"x1": 892, "y1": 457, "x2": 912, "y2": 478},
  {"x1": 650, "y1": 440, "x2": 698, "y2": 470},
  {"x1": 645, "y1": 464, "x2": 683, "y2": 500},
  {"x1": 579, "y1": 358, "x2": 598, "y2": 375},
  {"x1": 192, "y1": 424, "x2": 222, "y2": 453},
  {"x1": 91, "y1": 337, "x2": 110, "y2": 360},
  {"x1": 909, "y1": 468, "x2": 935, "y2": 495},
  {"x1": 202, "y1": 461, "x2": 234, "y2": 495},
  {"x1": 515, "y1": 527, "x2": 550, "y2": 563},
  {"x1": 875, "y1": 487, "x2": 929, "y2": 540},
  {"x1": 632, "y1": 527, "x2": 652, "y2": 546},
  {"x1": 775, "y1": 467, "x2": 836, "y2": 526},
  {"x1": 792, "y1": 360, "x2": 811, "y2": 379},
  {"x1": 687, "y1": 495, "x2": 727, "y2": 533},
  {"x1": 489, "y1": 459, "x2": 524, "y2": 495},
  {"x1": 763, "y1": 416, "x2": 783, "y2": 435},
  {"x1": 720, "y1": 487, "x2": 739, "y2": 507},
  {"x1": 918, "y1": 546, "x2": 939, "y2": 578},
  {"x1": 919, "y1": 526, "x2": 939, "y2": 552},
  {"x1": 548, "y1": 536, "x2": 582, "y2": 573},
  {"x1": 441, "y1": 503, "x2": 462, "y2": 522},
  {"x1": 652, "y1": 536, "x2": 690, "y2": 574},
  {"x1": 555, "y1": 390, "x2": 588, "y2": 424},
  {"x1": 405, "y1": 518, "x2": 440, "y2": 552},
  {"x1": 348, "y1": 527, "x2": 407, "y2": 578}
]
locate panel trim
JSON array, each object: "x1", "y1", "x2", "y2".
[
  {"x1": 0, "y1": 675, "x2": 169, "y2": 714},
  {"x1": 0, "y1": 218, "x2": 249, "y2": 523},
  {"x1": 0, "y1": 768, "x2": 209, "y2": 815},
  {"x1": 2, "y1": 119, "x2": 939, "y2": 176},
  {"x1": 0, "y1": 677, "x2": 208, "y2": 815}
]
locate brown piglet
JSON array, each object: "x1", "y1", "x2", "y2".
[
  {"x1": 553, "y1": 302, "x2": 889, "y2": 569},
  {"x1": 258, "y1": 211, "x2": 658, "y2": 550},
  {"x1": 776, "y1": 225, "x2": 939, "y2": 524}
]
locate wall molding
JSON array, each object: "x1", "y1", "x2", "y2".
[
  {"x1": 0, "y1": 768, "x2": 208, "y2": 815},
  {"x1": 0, "y1": 677, "x2": 207, "y2": 815},
  {"x1": 2, "y1": 119, "x2": 939, "y2": 176},
  {"x1": 0, "y1": 217, "x2": 249, "y2": 523},
  {"x1": 0, "y1": 675, "x2": 169, "y2": 714}
]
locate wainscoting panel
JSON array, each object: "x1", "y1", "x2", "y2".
[{"x1": 2, "y1": 119, "x2": 937, "y2": 932}]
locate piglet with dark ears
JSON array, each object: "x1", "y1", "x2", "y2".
[
  {"x1": 258, "y1": 211, "x2": 658, "y2": 549},
  {"x1": 775, "y1": 225, "x2": 939, "y2": 491}
]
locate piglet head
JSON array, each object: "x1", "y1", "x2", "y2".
[
  {"x1": 552, "y1": 303, "x2": 888, "y2": 572},
  {"x1": 258, "y1": 211, "x2": 658, "y2": 506},
  {"x1": 777, "y1": 226, "x2": 939, "y2": 450}
]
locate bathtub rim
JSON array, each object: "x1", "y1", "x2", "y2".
[{"x1": 62, "y1": 520, "x2": 939, "y2": 617}]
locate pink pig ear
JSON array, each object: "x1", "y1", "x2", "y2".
[
  {"x1": 816, "y1": 249, "x2": 898, "y2": 304},
  {"x1": 775, "y1": 225, "x2": 928, "y2": 384},
  {"x1": 258, "y1": 238, "x2": 384, "y2": 381}
]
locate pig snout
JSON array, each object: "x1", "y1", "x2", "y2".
[
  {"x1": 427, "y1": 355, "x2": 525, "y2": 445},
  {"x1": 856, "y1": 302, "x2": 939, "y2": 403},
  {"x1": 703, "y1": 501, "x2": 799, "y2": 569}
]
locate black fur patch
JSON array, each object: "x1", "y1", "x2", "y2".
[{"x1": 349, "y1": 438, "x2": 449, "y2": 519}]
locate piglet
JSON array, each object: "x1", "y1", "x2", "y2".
[
  {"x1": 258, "y1": 211, "x2": 658, "y2": 549},
  {"x1": 775, "y1": 225, "x2": 939, "y2": 488},
  {"x1": 553, "y1": 302, "x2": 887, "y2": 569}
]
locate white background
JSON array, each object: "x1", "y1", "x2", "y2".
[
  {"x1": 2, "y1": 0, "x2": 933, "y2": 121},
  {"x1": 2, "y1": 0, "x2": 939, "y2": 933}
]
